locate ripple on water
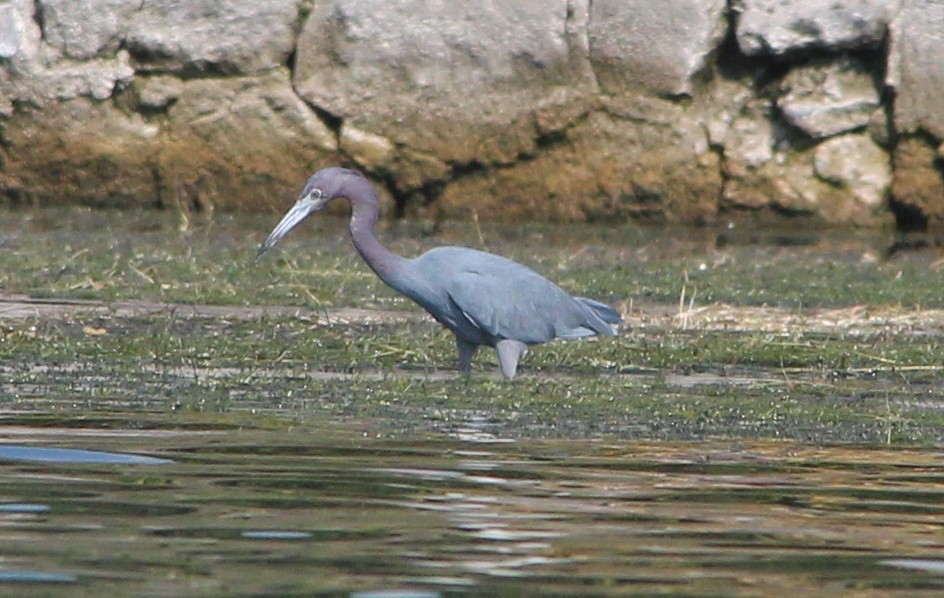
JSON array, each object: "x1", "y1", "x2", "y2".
[
  {"x1": 0, "y1": 570, "x2": 78, "y2": 583},
  {"x1": 880, "y1": 559, "x2": 944, "y2": 575},
  {"x1": 0, "y1": 445, "x2": 171, "y2": 465},
  {"x1": 0, "y1": 503, "x2": 50, "y2": 513},
  {"x1": 241, "y1": 530, "x2": 313, "y2": 540},
  {"x1": 2, "y1": 421, "x2": 944, "y2": 596}
]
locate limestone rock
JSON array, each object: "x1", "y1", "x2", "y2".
[
  {"x1": 294, "y1": 0, "x2": 593, "y2": 165},
  {"x1": 813, "y1": 133, "x2": 890, "y2": 210},
  {"x1": 38, "y1": 0, "x2": 139, "y2": 60},
  {"x1": 0, "y1": 0, "x2": 916, "y2": 226},
  {"x1": 779, "y1": 58, "x2": 881, "y2": 139},
  {"x1": 155, "y1": 70, "x2": 338, "y2": 211},
  {"x1": 0, "y1": 5, "x2": 19, "y2": 61},
  {"x1": 22, "y1": 53, "x2": 135, "y2": 102},
  {"x1": 126, "y1": 0, "x2": 300, "y2": 74},
  {"x1": 770, "y1": 150, "x2": 877, "y2": 224},
  {"x1": 703, "y1": 80, "x2": 782, "y2": 209},
  {"x1": 771, "y1": 154, "x2": 829, "y2": 213},
  {"x1": 0, "y1": 70, "x2": 337, "y2": 210},
  {"x1": 1, "y1": 0, "x2": 134, "y2": 110},
  {"x1": 866, "y1": 107, "x2": 892, "y2": 147},
  {"x1": 892, "y1": 137, "x2": 944, "y2": 220},
  {"x1": 339, "y1": 126, "x2": 395, "y2": 171},
  {"x1": 724, "y1": 135, "x2": 890, "y2": 225},
  {"x1": 3, "y1": 50, "x2": 134, "y2": 109},
  {"x1": 389, "y1": 149, "x2": 450, "y2": 194},
  {"x1": 888, "y1": 0, "x2": 944, "y2": 138},
  {"x1": 719, "y1": 99, "x2": 777, "y2": 170},
  {"x1": 436, "y1": 110, "x2": 722, "y2": 224},
  {"x1": 0, "y1": 0, "x2": 40, "y2": 63},
  {"x1": 136, "y1": 74, "x2": 183, "y2": 110},
  {"x1": 735, "y1": 0, "x2": 895, "y2": 56},
  {"x1": 588, "y1": 0, "x2": 728, "y2": 96},
  {"x1": 0, "y1": 98, "x2": 160, "y2": 205}
]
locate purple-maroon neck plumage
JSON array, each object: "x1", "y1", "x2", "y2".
[{"x1": 336, "y1": 171, "x2": 409, "y2": 287}]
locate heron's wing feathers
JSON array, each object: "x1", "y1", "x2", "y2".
[
  {"x1": 445, "y1": 264, "x2": 612, "y2": 344},
  {"x1": 446, "y1": 269, "x2": 556, "y2": 344},
  {"x1": 412, "y1": 247, "x2": 617, "y2": 344}
]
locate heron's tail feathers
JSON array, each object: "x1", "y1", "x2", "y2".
[
  {"x1": 577, "y1": 297, "x2": 622, "y2": 324},
  {"x1": 575, "y1": 297, "x2": 622, "y2": 336}
]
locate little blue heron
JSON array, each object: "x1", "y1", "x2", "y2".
[{"x1": 257, "y1": 167, "x2": 622, "y2": 379}]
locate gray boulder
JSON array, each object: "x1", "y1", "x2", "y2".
[
  {"x1": 126, "y1": 0, "x2": 300, "y2": 74},
  {"x1": 294, "y1": 0, "x2": 732, "y2": 218},
  {"x1": 0, "y1": 0, "x2": 134, "y2": 112},
  {"x1": 38, "y1": 0, "x2": 139, "y2": 60},
  {"x1": 589, "y1": 0, "x2": 727, "y2": 96},
  {"x1": 778, "y1": 58, "x2": 881, "y2": 139},
  {"x1": 0, "y1": 0, "x2": 33, "y2": 62},
  {"x1": 294, "y1": 0, "x2": 593, "y2": 166},
  {"x1": 813, "y1": 133, "x2": 890, "y2": 212},
  {"x1": 887, "y1": 0, "x2": 944, "y2": 221},
  {"x1": 0, "y1": 0, "x2": 40, "y2": 65},
  {"x1": 12, "y1": 53, "x2": 134, "y2": 104},
  {"x1": 888, "y1": 0, "x2": 944, "y2": 138},
  {"x1": 735, "y1": 0, "x2": 896, "y2": 55}
]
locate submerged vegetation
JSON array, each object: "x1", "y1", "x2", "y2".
[{"x1": 1, "y1": 207, "x2": 943, "y2": 443}]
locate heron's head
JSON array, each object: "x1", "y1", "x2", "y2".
[{"x1": 256, "y1": 167, "x2": 360, "y2": 258}]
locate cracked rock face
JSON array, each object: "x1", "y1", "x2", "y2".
[
  {"x1": 38, "y1": 0, "x2": 139, "y2": 60},
  {"x1": 888, "y1": 0, "x2": 944, "y2": 138},
  {"x1": 294, "y1": 0, "x2": 592, "y2": 168},
  {"x1": 814, "y1": 134, "x2": 891, "y2": 213},
  {"x1": 886, "y1": 0, "x2": 944, "y2": 223},
  {"x1": 125, "y1": 0, "x2": 301, "y2": 75},
  {"x1": 588, "y1": 0, "x2": 728, "y2": 96},
  {"x1": 0, "y1": 0, "x2": 943, "y2": 227},
  {"x1": 734, "y1": 0, "x2": 894, "y2": 56},
  {"x1": 778, "y1": 58, "x2": 881, "y2": 140}
]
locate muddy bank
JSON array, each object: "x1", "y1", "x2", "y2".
[{"x1": 4, "y1": 293, "x2": 944, "y2": 339}]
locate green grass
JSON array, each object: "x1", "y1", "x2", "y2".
[
  {"x1": 1, "y1": 207, "x2": 943, "y2": 444},
  {"x1": 2, "y1": 310, "x2": 943, "y2": 444},
  {"x1": 2, "y1": 208, "x2": 942, "y2": 310}
]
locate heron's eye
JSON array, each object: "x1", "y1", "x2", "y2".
[{"x1": 310, "y1": 188, "x2": 323, "y2": 200}]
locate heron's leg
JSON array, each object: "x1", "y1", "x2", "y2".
[
  {"x1": 495, "y1": 339, "x2": 528, "y2": 380},
  {"x1": 456, "y1": 338, "x2": 478, "y2": 374}
]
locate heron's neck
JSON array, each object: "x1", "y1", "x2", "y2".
[{"x1": 349, "y1": 195, "x2": 409, "y2": 287}]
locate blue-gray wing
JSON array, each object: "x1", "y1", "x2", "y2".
[{"x1": 444, "y1": 260, "x2": 615, "y2": 345}]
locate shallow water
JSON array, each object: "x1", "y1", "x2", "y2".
[{"x1": 2, "y1": 421, "x2": 944, "y2": 596}]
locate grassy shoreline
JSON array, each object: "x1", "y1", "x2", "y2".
[{"x1": 2, "y1": 208, "x2": 943, "y2": 444}]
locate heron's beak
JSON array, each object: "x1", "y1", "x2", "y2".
[{"x1": 256, "y1": 198, "x2": 319, "y2": 259}]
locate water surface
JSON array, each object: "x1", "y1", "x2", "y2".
[{"x1": 2, "y1": 421, "x2": 944, "y2": 596}]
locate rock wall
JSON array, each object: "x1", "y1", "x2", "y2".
[{"x1": 1, "y1": 0, "x2": 942, "y2": 227}]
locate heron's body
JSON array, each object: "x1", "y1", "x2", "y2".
[{"x1": 258, "y1": 167, "x2": 621, "y2": 379}]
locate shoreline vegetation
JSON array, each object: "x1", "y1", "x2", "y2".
[{"x1": 2, "y1": 209, "x2": 942, "y2": 444}]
